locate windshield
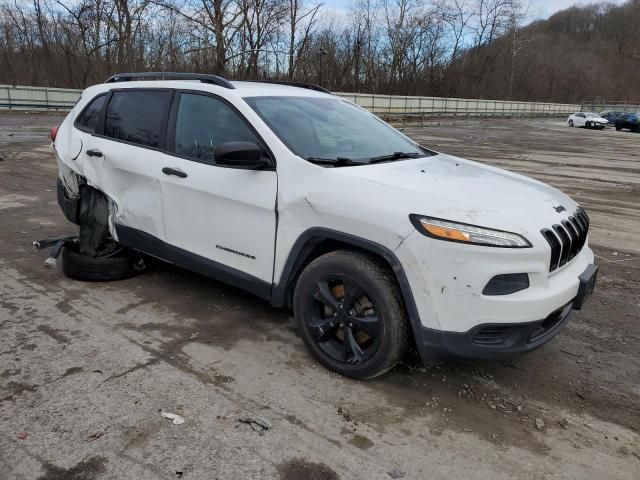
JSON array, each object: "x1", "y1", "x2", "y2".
[
  {"x1": 586, "y1": 113, "x2": 599, "y2": 118},
  {"x1": 244, "y1": 96, "x2": 431, "y2": 164}
]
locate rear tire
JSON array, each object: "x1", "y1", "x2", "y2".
[
  {"x1": 62, "y1": 243, "x2": 145, "y2": 281},
  {"x1": 569, "y1": 120, "x2": 574, "y2": 127},
  {"x1": 293, "y1": 250, "x2": 409, "y2": 379}
]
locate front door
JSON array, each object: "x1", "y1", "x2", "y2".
[{"x1": 160, "y1": 91, "x2": 278, "y2": 290}]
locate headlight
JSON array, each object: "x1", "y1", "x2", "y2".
[{"x1": 410, "y1": 215, "x2": 531, "y2": 248}]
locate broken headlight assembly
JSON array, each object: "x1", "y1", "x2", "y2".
[{"x1": 409, "y1": 215, "x2": 531, "y2": 248}]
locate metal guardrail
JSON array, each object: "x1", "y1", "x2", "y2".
[
  {"x1": 0, "y1": 84, "x2": 581, "y2": 117},
  {"x1": 0, "y1": 85, "x2": 80, "y2": 111},
  {"x1": 580, "y1": 100, "x2": 640, "y2": 114},
  {"x1": 336, "y1": 92, "x2": 579, "y2": 116}
]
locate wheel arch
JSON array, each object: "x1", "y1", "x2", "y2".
[{"x1": 270, "y1": 228, "x2": 422, "y2": 335}]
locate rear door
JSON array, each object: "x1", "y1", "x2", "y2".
[
  {"x1": 160, "y1": 91, "x2": 278, "y2": 290},
  {"x1": 574, "y1": 113, "x2": 586, "y2": 126},
  {"x1": 80, "y1": 89, "x2": 173, "y2": 241}
]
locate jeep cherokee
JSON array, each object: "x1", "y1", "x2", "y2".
[{"x1": 51, "y1": 72, "x2": 598, "y2": 379}]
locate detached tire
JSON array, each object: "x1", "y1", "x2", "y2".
[
  {"x1": 293, "y1": 250, "x2": 409, "y2": 380},
  {"x1": 62, "y1": 244, "x2": 144, "y2": 281}
]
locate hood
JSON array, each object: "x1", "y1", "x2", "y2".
[{"x1": 334, "y1": 154, "x2": 578, "y2": 235}]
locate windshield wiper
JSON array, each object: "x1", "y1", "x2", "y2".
[
  {"x1": 306, "y1": 156, "x2": 356, "y2": 167},
  {"x1": 367, "y1": 152, "x2": 423, "y2": 164}
]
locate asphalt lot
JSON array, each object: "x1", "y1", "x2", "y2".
[{"x1": 1, "y1": 113, "x2": 638, "y2": 480}]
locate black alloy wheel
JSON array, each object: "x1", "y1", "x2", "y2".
[
  {"x1": 293, "y1": 250, "x2": 409, "y2": 379},
  {"x1": 305, "y1": 275, "x2": 381, "y2": 364}
]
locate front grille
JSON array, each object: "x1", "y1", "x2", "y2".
[{"x1": 541, "y1": 207, "x2": 590, "y2": 272}]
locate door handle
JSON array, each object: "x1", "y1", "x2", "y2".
[
  {"x1": 86, "y1": 149, "x2": 103, "y2": 157},
  {"x1": 162, "y1": 167, "x2": 187, "y2": 178}
]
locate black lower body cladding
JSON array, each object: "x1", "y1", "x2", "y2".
[{"x1": 414, "y1": 302, "x2": 574, "y2": 365}]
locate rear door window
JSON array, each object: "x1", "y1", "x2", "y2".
[
  {"x1": 104, "y1": 90, "x2": 172, "y2": 148},
  {"x1": 75, "y1": 94, "x2": 106, "y2": 133}
]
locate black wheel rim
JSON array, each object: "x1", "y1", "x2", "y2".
[{"x1": 304, "y1": 275, "x2": 382, "y2": 365}]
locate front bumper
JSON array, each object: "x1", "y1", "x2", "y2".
[
  {"x1": 394, "y1": 225, "x2": 598, "y2": 365},
  {"x1": 414, "y1": 301, "x2": 574, "y2": 364},
  {"x1": 413, "y1": 263, "x2": 597, "y2": 364}
]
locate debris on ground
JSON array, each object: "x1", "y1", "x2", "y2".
[
  {"x1": 44, "y1": 257, "x2": 57, "y2": 268},
  {"x1": 387, "y1": 470, "x2": 405, "y2": 479},
  {"x1": 336, "y1": 405, "x2": 353, "y2": 422},
  {"x1": 161, "y1": 411, "x2": 185, "y2": 425},
  {"x1": 85, "y1": 432, "x2": 105, "y2": 442},
  {"x1": 535, "y1": 418, "x2": 545, "y2": 430},
  {"x1": 16, "y1": 432, "x2": 28, "y2": 440},
  {"x1": 238, "y1": 416, "x2": 271, "y2": 432}
]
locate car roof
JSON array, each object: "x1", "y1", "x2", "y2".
[
  {"x1": 83, "y1": 79, "x2": 334, "y2": 99},
  {"x1": 231, "y1": 81, "x2": 332, "y2": 97}
]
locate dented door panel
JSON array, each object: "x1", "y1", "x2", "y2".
[{"x1": 79, "y1": 137, "x2": 167, "y2": 241}]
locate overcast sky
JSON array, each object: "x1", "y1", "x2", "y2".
[
  {"x1": 319, "y1": 0, "x2": 630, "y2": 21},
  {"x1": 527, "y1": 0, "x2": 628, "y2": 20}
]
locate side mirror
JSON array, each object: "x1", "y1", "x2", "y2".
[{"x1": 214, "y1": 141, "x2": 271, "y2": 170}]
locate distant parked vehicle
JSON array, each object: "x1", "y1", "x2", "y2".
[
  {"x1": 567, "y1": 112, "x2": 608, "y2": 129},
  {"x1": 599, "y1": 110, "x2": 627, "y2": 124},
  {"x1": 614, "y1": 113, "x2": 640, "y2": 132}
]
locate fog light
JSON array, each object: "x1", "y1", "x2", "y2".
[{"x1": 483, "y1": 273, "x2": 529, "y2": 296}]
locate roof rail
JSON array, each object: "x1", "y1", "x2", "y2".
[
  {"x1": 244, "y1": 80, "x2": 331, "y2": 95},
  {"x1": 105, "y1": 72, "x2": 235, "y2": 89}
]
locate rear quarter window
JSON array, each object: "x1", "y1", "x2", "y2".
[{"x1": 75, "y1": 94, "x2": 107, "y2": 133}]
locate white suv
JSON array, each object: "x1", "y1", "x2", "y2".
[{"x1": 51, "y1": 73, "x2": 598, "y2": 379}]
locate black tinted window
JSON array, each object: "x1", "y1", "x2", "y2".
[
  {"x1": 173, "y1": 93, "x2": 258, "y2": 163},
  {"x1": 76, "y1": 94, "x2": 106, "y2": 133},
  {"x1": 104, "y1": 90, "x2": 171, "y2": 148}
]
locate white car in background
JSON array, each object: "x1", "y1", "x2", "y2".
[{"x1": 567, "y1": 112, "x2": 608, "y2": 129}]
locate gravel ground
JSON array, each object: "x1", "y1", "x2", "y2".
[{"x1": 0, "y1": 113, "x2": 638, "y2": 480}]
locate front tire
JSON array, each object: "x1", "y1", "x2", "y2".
[{"x1": 293, "y1": 250, "x2": 409, "y2": 379}]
